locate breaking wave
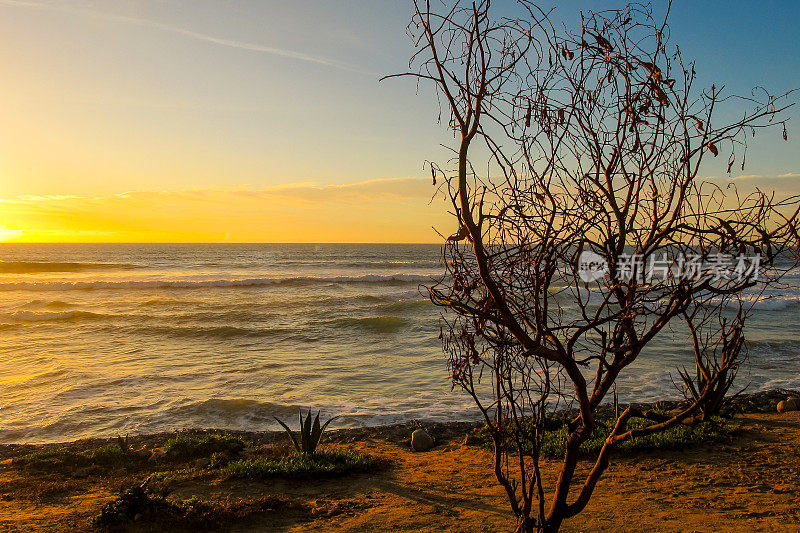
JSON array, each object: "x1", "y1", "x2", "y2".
[
  {"x1": 0, "y1": 261, "x2": 140, "y2": 274},
  {"x1": 0, "y1": 273, "x2": 433, "y2": 291},
  {"x1": 8, "y1": 310, "x2": 107, "y2": 322},
  {"x1": 332, "y1": 315, "x2": 408, "y2": 333}
]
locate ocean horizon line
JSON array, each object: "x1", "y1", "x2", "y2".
[{"x1": 0, "y1": 241, "x2": 443, "y2": 246}]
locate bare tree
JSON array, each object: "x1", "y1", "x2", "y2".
[{"x1": 387, "y1": 1, "x2": 800, "y2": 531}]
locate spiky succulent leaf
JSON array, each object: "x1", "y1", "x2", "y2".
[
  {"x1": 116, "y1": 434, "x2": 130, "y2": 454},
  {"x1": 310, "y1": 412, "x2": 322, "y2": 453},
  {"x1": 318, "y1": 415, "x2": 341, "y2": 442},
  {"x1": 273, "y1": 416, "x2": 301, "y2": 454},
  {"x1": 679, "y1": 366, "x2": 700, "y2": 400},
  {"x1": 302, "y1": 410, "x2": 314, "y2": 453}
]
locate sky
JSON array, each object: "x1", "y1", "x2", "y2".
[{"x1": 0, "y1": 0, "x2": 797, "y2": 243}]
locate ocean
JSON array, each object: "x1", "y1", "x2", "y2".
[{"x1": 0, "y1": 243, "x2": 798, "y2": 443}]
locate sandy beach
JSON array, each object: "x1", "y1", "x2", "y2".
[{"x1": 2, "y1": 396, "x2": 799, "y2": 532}]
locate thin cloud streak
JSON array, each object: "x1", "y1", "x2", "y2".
[
  {"x1": 2, "y1": 177, "x2": 435, "y2": 205},
  {"x1": 0, "y1": 0, "x2": 371, "y2": 74},
  {"x1": 729, "y1": 172, "x2": 800, "y2": 181}
]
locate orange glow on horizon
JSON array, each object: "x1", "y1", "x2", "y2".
[{"x1": 0, "y1": 178, "x2": 452, "y2": 244}]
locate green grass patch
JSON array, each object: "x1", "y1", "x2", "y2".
[
  {"x1": 12, "y1": 447, "x2": 91, "y2": 471},
  {"x1": 225, "y1": 449, "x2": 374, "y2": 479},
  {"x1": 14, "y1": 443, "x2": 147, "y2": 473},
  {"x1": 163, "y1": 433, "x2": 247, "y2": 461},
  {"x1": 90, "y1": 444, "x2": 144, "y2": 468},
  {"x1": 540, "y1": 417, "x2": 736, "y2": 458},
  {"x1": 474, "y1": 417, "x2": 737, "y2": 459}
]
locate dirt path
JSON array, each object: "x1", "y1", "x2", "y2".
[{"x1": 1, "y1": 412, "x2": 799, "y2": 532}]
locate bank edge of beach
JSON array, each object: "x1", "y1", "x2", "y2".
[{"x1": 1, "y1": 389, "x2": 799, "y2": 532}]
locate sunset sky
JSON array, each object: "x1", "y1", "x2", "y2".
[{"x1": 0, "y1": 0, "x2": 798, "y2": 243}]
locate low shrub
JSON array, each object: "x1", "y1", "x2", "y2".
[
  {"x1": 94, "y1": 480, "x2": 305, "y2": 527},
  {"x1": 90, "y1": 444, "x2": 144, "y2": 468},
  {"x1": 540, "y1": 417, "x2": 736, "y2": 458},
  {"x1": 163, "y1": 433, "x2": 247, "y2": 461},
  {"x1": 13, "y1": 442, "x2": 149, "y2": 473},
  {"x1": 473, "y1": 416, "x2": 737, "y2": 459},
  {"x1": 12, "y1": 448, "x2": 91, "y2": 471},
  {"x1": 93, "y1": 482, "x2": 166, "y2": 526},
  {"x1": 225, "y1": 449, "x2": 373, "y2": 479},
  {"x1": 93, "y1": 483, "x2": 216, "y2": 527}
]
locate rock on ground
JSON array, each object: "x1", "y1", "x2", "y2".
[
  {"x1": 411, "y1": 429, "x2": 434, "y2": 452},
  {"x1": 777, "y1": 397, "x2": 800, "y2": 413}
]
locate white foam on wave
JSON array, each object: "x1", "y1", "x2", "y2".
[
  {"x1": 552, "y1": 282, "x2": 800, "y2": 311},
  {"x1": 15, "y1": 299, "x2": 76, "y2": 310},
  {"x1": 716, "y1": 287, "x2": 800, "y2": 311},
  {"x1": 146, "y1": 395, "x2": 481, "y2": 433},
  {"x1": 741, "y1": 295, "x2": 800, "y2": 310}
]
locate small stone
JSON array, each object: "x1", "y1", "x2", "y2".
[
  {"x1": 411, "y1": 429, "x2": 434, "y2": 452},
  {"x1": 777, "y1": 398, "x2": 800, "y2": 413}
]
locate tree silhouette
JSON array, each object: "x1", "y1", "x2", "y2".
[{"x1": 388, "y1": 1, "x2": 799, "y2": 531}]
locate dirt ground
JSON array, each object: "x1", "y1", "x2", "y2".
[{"x1": 1, "y1": 412, "x2": 799, "y2": 532}]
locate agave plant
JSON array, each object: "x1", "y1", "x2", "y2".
[
  {"x1": 678, "y1": 322, "x2": 744, "y2": 420},
  {"x1": 678, "y1": 359, "x2": 738, "y2": 420},
  {"x1": 274, "y1": 410, "x2": 339, "y2": 455},
  {"x1": 116, "y1": 434, "x2": 131, "y2": 454}
]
